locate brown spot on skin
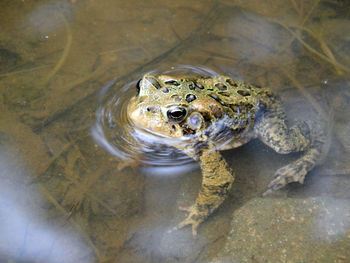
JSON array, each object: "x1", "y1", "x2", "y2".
[
  {"x1": 245, "y1": 103, "x2": 254, "y2": 109},
  {"x1": 145, "y1": 76, "x2": 161, "y2": 89},
  {"x1": 238, "y1": 103, "x2": 254, "y2": 114},
  {"x1": 165, "y1": 80, "x2": 180, "y2": 86},
  {"x1": 230, "y1": 104, "x2": 239, "y2": 112},
  {"x1": 194, "y1": 81, "x2": 204, "y2": 89},
  {"x1": 226, "y1": 78, "x2": 238, "y2": 87},
  {"x1": 215, "y1": 83, "x2": 227, "y2": 91},
  {"x1": 208, "y1": 93, "x2": 218, "y2": 100},
  {"x1": 218, "y1": 91, "x2": 230, "y2": 97},
  {"x1": 237, "y1": 90, "x2": 250, "y2": 96},
  {"x1": 209, "y1": 104, "x2": 223, "y2": 118},
  {"x1": 190, "y1": 97, "x2": 224, "y2": 118},
  {"x1": 208, "y1": 93, "x2": 227, "y2": 106},
  {"x1": 217, "y1": 182, "x2": 231, "y2": 197},
  {"x1": 186, "y1": 94, "x2": 197, "y2": 103}
]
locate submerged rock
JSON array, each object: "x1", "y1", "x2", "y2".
[{"x1": 212, "y1": 197, "x2": 350, "y2": 263}]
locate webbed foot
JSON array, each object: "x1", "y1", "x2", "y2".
[
  {"x1": 170, "y1": 205, "x2": 204, "y2": 238},
  {"x1": 262, "y1": 162, "x2": 308, "y2": 197}
]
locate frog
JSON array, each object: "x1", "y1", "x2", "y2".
[{"x1": 126, "y1": 73, "x2": 328, "y2": 237}]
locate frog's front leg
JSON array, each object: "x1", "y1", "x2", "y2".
[{"x1": 174, "y1": 150, "x2": 234, "y2": 237}]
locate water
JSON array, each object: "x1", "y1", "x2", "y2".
[{"x1": 0, "y1": 0, "x2": 349, "y2": 262}]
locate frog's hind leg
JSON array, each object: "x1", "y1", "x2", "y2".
[
  {"x1": 255, "y1": 112, "x2": 329, "y2": 196},
  {"x1": 173, "y1": 150, "x2": 235, "y2": 237},
  {"x1": 262, "y1": 136, "x2": 328, "y2": 196}
]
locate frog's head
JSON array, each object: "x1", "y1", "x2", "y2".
[{"x1": 127, "y1": 74, "x2": 224, "y2": 139}]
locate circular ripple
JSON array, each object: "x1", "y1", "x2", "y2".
[{"x1": 91, "y1": 65, "x2": 236, "y2": 170}]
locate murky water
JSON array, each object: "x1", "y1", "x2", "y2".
[{"x1": 0, "y1": 0, "x2": 349, "y2": 262}]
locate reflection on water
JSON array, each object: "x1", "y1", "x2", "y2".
[
  {"x1": 0, "y1": 0, "x2": 349, "y2": 262},
  {"x1": 0, "y1": 146, "x2": 93, "y2": 262}
]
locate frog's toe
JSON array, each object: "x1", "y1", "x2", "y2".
[
  {"x1": 262, "y1": 176, "x2": 288, "y2": 196},
  {"x1": 173, "y1": 217, "x2": 200, "y2": 238},
  {"x1": 170, "y1": 206, "x2": 203, "y2": 237},
  {"x1": 262, "y1": 164, "x2": 307, "y2": 196},
  {"x1": 178, "y1": 205, "x2": 193, "y2": 212}
]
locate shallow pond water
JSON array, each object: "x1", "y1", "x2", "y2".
[{"x1": 0, "y1": 0, "x2": 349, "y2": 262}]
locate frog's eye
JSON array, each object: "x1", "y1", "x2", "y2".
[
  {"x1": 166, "y1": 106, "x2": 187, "y2": 123},
  {"x1": 136, "y1": 79, "x2": 142, "y2": 94}
]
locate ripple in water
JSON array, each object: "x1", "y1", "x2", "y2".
[{"x1": 91, "y1": 65, "x2": 239, "y2": 174}]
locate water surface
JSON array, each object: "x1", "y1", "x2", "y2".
[{"x1": 0, "y1": 0, "x2": 349, "y2": 262}]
